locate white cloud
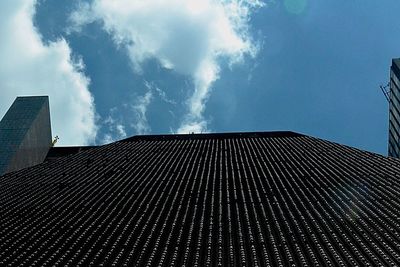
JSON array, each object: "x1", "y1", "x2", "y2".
[
  {"x1": 154, "y1": 87, "x2": 177, "y2": 105},
  {"x1": 102, "y1": 133, "x2": 114, "y2": 144},
  {"x1": 0, "y1": 0, "x2": 97, "y2": 145},
  {"x1": 116, "y1": 124, "x2": 127, "y2": 138},
  {"x1": 131, "y1": 90, "x2": 153, "y2": 135},
  {"x1": 70, "y1": 0, "x2": 263, "y2": 134},
  {"x1": 101, "y1": 122, "x2": 127, "y2": 143},
  {"x1": 101, "y1": 107, "x2": 128, "y2": 144}
]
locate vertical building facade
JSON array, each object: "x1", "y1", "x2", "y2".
[
  {"x1": 0, "y1": 96, "x2": 52, "y2": 174},
  {"x1": 388, "y1": 58, "x2": 400, "y2": 157}
]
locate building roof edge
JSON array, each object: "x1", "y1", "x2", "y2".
[{"x1": 119, "y1": 131, "x2": 304, "y2": 142}]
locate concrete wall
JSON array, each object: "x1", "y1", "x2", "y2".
[{"x1": 0, "y1": 96, "x2": 52, "y2": 175}]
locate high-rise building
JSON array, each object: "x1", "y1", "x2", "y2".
[
  {"x1": 1, "y1": 131, "x2": 400, "y2": 266},
  {"x1": 0, "y1": 96, "x2": 52, "y2": 175},
  {"x1": 388, "y1": 58, "x2": 400, "y2": 157}
]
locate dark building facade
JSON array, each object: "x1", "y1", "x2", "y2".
[
  {"x1": 389, "y1": 58, "x2": 400, "y2": 157},
  {"x1": 1, "y1": 131, "x2": 400, "y2": 266},
  {"x1": 0, "y1": 96, "x2": 52, "y2": 175}
]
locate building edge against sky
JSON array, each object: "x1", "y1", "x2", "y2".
[
  {"x1": 1, "y1": 59, "x2": 399, "y2": 175},
  {"x1": 388, "y1": 58, "x2": 400, "y2": 158}
]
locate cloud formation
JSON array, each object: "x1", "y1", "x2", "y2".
[
  {"x1": 70, "y1": 0, "x2": 263, "y2": 133},
  {"x1": 101, "y1": 107, "x2": 128, "y2": 144},
  {"x1": 0, "y1": 0, "x2": 97, "y2": 145},
  {"x1": 131, "y1": 89, "x2": 153, "y2": 135}
]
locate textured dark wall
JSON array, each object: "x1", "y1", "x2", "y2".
[
  {"x1": 388, "y1": 59, "x2": 400, "y2": 157},
  {"x1": 0, "y1": 96, "x2": 52, "y2": 174},
  {"x1": 1, "y1": 132, "x2": 400, "y2": 266}
]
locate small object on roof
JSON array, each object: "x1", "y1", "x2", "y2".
[{"x1": 52, "y1": 135, "x2": 59, "y2": 147}]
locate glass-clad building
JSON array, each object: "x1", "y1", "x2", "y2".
[{"x1": 388, "y1": 59, "x2": 400, "y2": 157}]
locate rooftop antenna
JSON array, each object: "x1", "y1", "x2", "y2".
[{"x1": 380, "y1": 82, "x2": 390, "y2": 102}]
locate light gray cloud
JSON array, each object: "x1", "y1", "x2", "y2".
[
  {"x1": 70, "y1": 0, "x2": 264, "y2": 134},
  {"x1": 101, "y1": 108, "x2": 128, "y2": 144},
  {"x1": 154, "y1": 87, "x2": 177, "y2": 105},
  {"x1": 131, "y1": 90, "x2": 153, "y2": 135},
  {"x1": 0, "y1": 0, "x2": 97, "y2": 145}
]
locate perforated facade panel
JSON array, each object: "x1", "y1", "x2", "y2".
[{"x1": 1, "y1": 132, "x2": 400, "y2": 266}]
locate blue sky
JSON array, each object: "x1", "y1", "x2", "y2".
[{"x1": 1, "y1": 0, "x2": 400, "y2": 155}]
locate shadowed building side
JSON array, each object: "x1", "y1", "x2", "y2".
[
  {"x1": 0, "y1": 96, "x2": 52, "y2": 175},
  {"x1": 389, "y1": 58, "x2": 400, "y2": 157}
]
